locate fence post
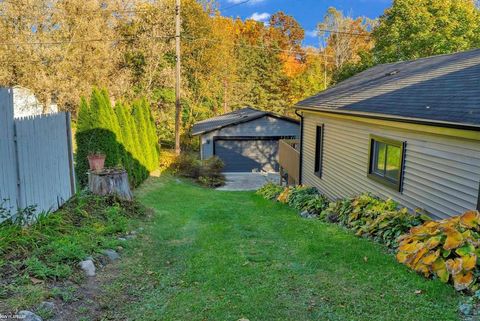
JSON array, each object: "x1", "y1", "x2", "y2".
[
  {"x1": 65, "y1": 112, "x2": 76, "y2": 196},
  {"x1": 13, "y1": 120, "x2": 23, "y2": 210}
]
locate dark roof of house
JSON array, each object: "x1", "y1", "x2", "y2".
[
  {"x1": 296, "y1": 48, "x2": 480, "y2": 129},
  {"x1": 191, "y1": 107, "x2": 299, "y2": 135}
]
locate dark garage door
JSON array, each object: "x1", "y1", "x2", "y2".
[{"x1": 214, "y1": 139, "x2": 279, "y2": 172}]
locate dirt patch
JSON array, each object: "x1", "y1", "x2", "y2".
[{"x1": 48, "y1": 257, "x2": 130, "y2": 321}]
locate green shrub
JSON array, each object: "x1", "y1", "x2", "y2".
[
  {"x1": 256, "y1": 182, "x2": 284, "y2": 200},
  {"x1": 172, "y1": 154, "x2": 225, "y2": 187},
  {"x1": 75, "y1": 89, "x2": 159, "y2": 188}
]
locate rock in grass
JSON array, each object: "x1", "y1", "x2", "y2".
[
  {"x1": 460, "y1": 303, "x2": 473, "y2": 316},
  {"x1": 79, "y1": 260, "x2": 96, "y2": 277},
  {"x1": 300, "y1": 211, "x2": 318, "y2": 219},
  {"x1": 102, "y1": 249, "x2": 120, "y2": 261},
  {"x1": 38, "y1": 301, "x2": 55, "y2": 311},
  {"x1": 18, "y1": 311, "x2": 43, "y2": 321}
]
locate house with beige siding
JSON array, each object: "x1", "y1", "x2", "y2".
[{"x1": 291, "y1": 49, "x2": 480, "y2": 219}]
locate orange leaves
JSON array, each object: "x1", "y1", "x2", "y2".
[
  {"x1": 425, "y1": 235, "x2": 442, "y2": 249},
  {"x1": 396, "y1": 210, "x2": 480, "y2": 291},
  {"x1": 421, "y1": 250, "x2": 439, "y2": 265},
  {"x1": 445, "y1": 258, "x2": 463, "y2": 276},
  {"x1": 443, "y1": 228, "x2": 464, "y2": 250},
  {"x1": 453, "y1": 272, "x2": 474, "y2": 291},
  {"x1": 460, "y1": 211, "x2": 480, "y2": 228}
]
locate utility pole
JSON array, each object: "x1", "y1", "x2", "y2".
[{"x1": 174, "y1": 0, "x2": 181, "y2": 156}]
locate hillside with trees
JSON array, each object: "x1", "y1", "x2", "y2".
[{"x1": 0, "y1": 0, "x2": 479, "y2": 147}]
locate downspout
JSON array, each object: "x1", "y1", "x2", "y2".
[
  {"x1": 295, "y1": 110, "x2": 304, "y2": 185},
  {"x1": 477, "y1": 180, "x2": 480, "y2": 211}
]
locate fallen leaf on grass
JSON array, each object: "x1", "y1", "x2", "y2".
[
  {"x1": 415, "y1": 290, "x2": 423, "y2": 295},
  {"x1": 363, "y1": 256, "x2": 368, "y2": 263},
  {"x1": 30, "y1": 277, "x2": 44, "y2": 285}
]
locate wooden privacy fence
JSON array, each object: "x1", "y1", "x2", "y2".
[{"x1": 0, "y1": 88, "x2": 75, "y2": 221}]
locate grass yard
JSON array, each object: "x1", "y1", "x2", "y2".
[{"x1": 101, "y1": 175, "x2": 461, "y2": 321}]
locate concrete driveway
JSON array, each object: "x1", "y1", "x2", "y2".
[{"x1": 217, "y1": 172, "x2": 280, "y2": 191}]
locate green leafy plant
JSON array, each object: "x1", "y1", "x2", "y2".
[
  {"x1": 256, "y1": 183, "x2": 284, "y2": 200},
  {"x1": 76, "y1": 88, "x2": 159, "y2": 188},
  {"x1": 397, "y1": 210, "x2": 480, "y2": 291},
  {"x1": 172, "y1": 154, "x2": 225, "y2": 188},
  {"x1": 286, "y1": 186, "x2": 319, "y2": 211},
  {"x1": 321, "y1": 194, "x2": 427, "y2": 248}
]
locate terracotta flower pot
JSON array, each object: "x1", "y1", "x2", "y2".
[{"x1": 88, "y1": 154, "x2": 106, "y2": 171}]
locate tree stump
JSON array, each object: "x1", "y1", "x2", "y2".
[{"x1": 87, "y1": 169, "x2": 133, "y2": 201}]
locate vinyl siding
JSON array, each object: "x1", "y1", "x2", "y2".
[
  {"x1": 201, "y1": 115, "x2": 299, "y2": 159},
  {"x1": 302, "y1": 112, "x2": 480, "y2": 219}
]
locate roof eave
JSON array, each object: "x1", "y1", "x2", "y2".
[
  {"x1": 294, "y1": 105, "x2": 480, "y2": 132},
  {"x1": 192, "y1": 112, "x2": 299, "y2": 136}
]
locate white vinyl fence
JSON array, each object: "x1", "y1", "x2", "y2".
[{"x1": 0, "y1": 88, "x2": 75, "y2": 221}]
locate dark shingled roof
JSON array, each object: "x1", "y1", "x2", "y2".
[
  {"x1": 191, "y1": 107, "x2": 298, "y2": 135},
  {"x1": 296, "y1": 49, "x2": 480, "y2": 128}
]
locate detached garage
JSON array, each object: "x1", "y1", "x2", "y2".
[{"x1": 192, "y1": 107, "x2": 299, "y2": 173}]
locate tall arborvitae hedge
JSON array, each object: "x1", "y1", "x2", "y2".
[{"x1": 75, "y1": 88, "x2": 159, "y2": 188}]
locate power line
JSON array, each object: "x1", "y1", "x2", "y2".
[
  {"x1": 1, "y1": 0, "x2": 165, "y2": 15},
  {"x1": 221, "y1": 0, "x2": 251, "y2": 12},
  {"x1": 317, "y1": 28, "x2": 371, "y2": 38},
  {"x1": 0, "y1": 35, "x2": 175, "y2": 46}
]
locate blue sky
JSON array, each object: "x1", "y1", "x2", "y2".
[{"x1": 219, "y1": 0, "x2": 392, "y2": 47}]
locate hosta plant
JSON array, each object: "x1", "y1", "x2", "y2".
[
  {"x1": 286, "y1": 186, "x2": 319, "y2": 210},
  {"x1": 256, "y1": 183, "x2": 284, "y2": 201},
  {"x1": 277, "y1": 187, "x2": 292, "y2": 204},
  {"x1": 396, "y1": 210, "x2": 480, "y2": 291},
  {"x1": 320, "y1": 194, "x2": 426, "y2": 248}
]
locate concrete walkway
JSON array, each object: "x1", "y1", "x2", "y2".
[{"x1": 217, "y1": 172, "x2": 280, "y2": 191}]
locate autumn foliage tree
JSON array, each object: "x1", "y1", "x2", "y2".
[{"x1": 372, "y1": 0, "x2": 480, "y2": 63}]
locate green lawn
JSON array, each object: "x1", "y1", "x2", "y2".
[{"x1": 105, "y1": 175, "x2": 461, "y2": 321}]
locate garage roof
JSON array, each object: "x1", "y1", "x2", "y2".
[
  {"x1": 191, "y1": 107, "x2": 298, "y2": 136},
  {"x1": 296, "y1": 49, "x2": 480, "y2": 129}
]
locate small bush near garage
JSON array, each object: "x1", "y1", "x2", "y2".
[{"x1": 172, "y1": 154, "x2": 225, "y2": 188}]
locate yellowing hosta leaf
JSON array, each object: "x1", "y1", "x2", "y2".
[
  {"x1": 421, "y1": 250, "x2": 440, "y2": 265},
  {"x1": 443, "y1": 228, "x2": 464, "y2": 250},
  {"x1": 414, "y1": 262, "x2": 430, "y2": 276},
  {"x1": 396, "y1": 251, "x2": 410, "y2": 264},
  {"x1": 462, "y1": 254, "x2": 477, "y2": 271},
  {"x1": 412, "y1": 248, "x2": 428, "y2": 266},
  {"x1": 399, "y1": 241, "x2": 421, "y2": 253},
  {"x1": 432, "y1": 258, "x2": 449, "y2": 283},
  {"x1": 453, "y1": 271, "x2": 474, "y2": 291},
  {"x1": 460, "y1": 211, "x2": 480, "y2": 228},
  {"x1": 455, "y1": 243, "x2": 475, "y2": 256},
  {"x1": 425, "y1": 236, "x2": 442, "y2": 249},
  {"x1": 446, "y1": 258, "x2": 463, "y2": 276}
]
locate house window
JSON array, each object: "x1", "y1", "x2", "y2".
[
  {"x1": 368, "y1": 135, "x2": 405, "y2": 191},
  {"x1": 314, "y1": 125, "x2": 324, "y2": 177}
]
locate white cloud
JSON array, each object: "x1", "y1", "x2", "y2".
[
  {"x1": 227, "y1": 0, "x2": 266, "y2": 4},
  {"x1": 248, "y1": 12, "x2": 270, "y2": 22},
  {"x1": 305, "y1": 29, "x2": 318, "y2": 38}
]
